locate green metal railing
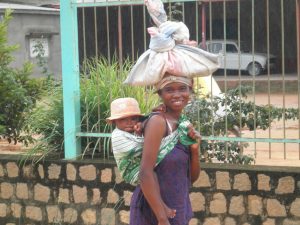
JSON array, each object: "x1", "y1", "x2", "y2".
[{"x1": 61, "y1": 0, "x2": 300, "y2": 164}]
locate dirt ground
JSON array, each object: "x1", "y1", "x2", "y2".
[
  {"x1": 0, "y1": 139, "x2": 28, "y2": 155},
  {"x1": 0, "y1": 93, "x2": 299, "y2": 167},
  {"x1": 242, "y1": 93, "x2": 300, "y2": 167}
]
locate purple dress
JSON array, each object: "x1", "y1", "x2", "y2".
[{"x1": 130, "y1": 142, "x2": 193, "y2": 225}]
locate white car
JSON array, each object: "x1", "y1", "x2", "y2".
[{"x1": 201, "y1": 40, "x2": 276, "y2": 76}]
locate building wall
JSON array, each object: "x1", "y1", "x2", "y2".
[
  {"x1": 1, "y1": 9, "x2": 61, "y2": 79},
  {"x1": 0, "y1": 156, "x2": 299, "y2": 225}
]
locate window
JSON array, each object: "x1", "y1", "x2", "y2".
[
  {"x1": 226, "y1": 44, "x2": 238, "y2": 53},
  {"x1": 208, "y1": 43, "x2": 222, "y2": 53},
  {"x1": 29, "y1": 37, "x2": 49, "y2": 58}
]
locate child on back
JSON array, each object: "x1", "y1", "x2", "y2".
[{"x1": 106, "y1": 97, "x2": 145, "y2": 184}]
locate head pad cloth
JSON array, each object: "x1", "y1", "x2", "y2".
[
  {"x1": 155, "y1": 75, "x2": 192, "y2": 91},
  {"x1": 123, "y1": 0, "x2": 220, "y2": 87}
]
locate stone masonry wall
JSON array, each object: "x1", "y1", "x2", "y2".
[{"x1": 0, "y1": 155, "x2": 300, "y2": 225}]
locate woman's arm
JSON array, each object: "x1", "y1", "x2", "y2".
[{"x1": 139, "y1": 115, "x2": 170, "y2": 225}]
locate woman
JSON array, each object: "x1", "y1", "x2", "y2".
[{"x1": 130, "y1": 75, "x2": 201, "y2": 225}]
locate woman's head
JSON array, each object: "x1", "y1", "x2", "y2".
[{"x1": 156, "y1": 75, "x2": 192, "y2": 112}]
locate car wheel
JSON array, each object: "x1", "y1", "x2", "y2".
[{"x1": 247, "y1": 62, "x2": 262, "y2": 76}]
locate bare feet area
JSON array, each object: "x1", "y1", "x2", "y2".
[{"x1": 0, "y1": 93, "x2": 299, "y2": 167}]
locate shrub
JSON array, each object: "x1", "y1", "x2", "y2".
[{"x1": 185, "y1": 86, "x2": 299, "y2": 164}]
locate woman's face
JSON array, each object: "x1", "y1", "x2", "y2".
[{"x1": 158, "y1": 82, "x2": 191, "y2": 112}]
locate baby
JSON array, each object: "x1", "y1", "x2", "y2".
[{"x1": 107, "y1": 97, "x2": 200, "y2": 218}]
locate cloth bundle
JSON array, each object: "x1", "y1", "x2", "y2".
[{"x1": 123, "y1": 0, "x2": 220, "y2": 86}]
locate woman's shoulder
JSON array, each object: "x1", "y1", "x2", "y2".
[
  {"x1": 143, "y1": 112, "x2": 167, "y2": 132},
  {"x1": 145, "y1": 112, "x2": 166, "y2": 124}
]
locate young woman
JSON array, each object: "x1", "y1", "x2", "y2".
[{"x1": 130, "y1": 75, "x2": 201, "y2": 225}]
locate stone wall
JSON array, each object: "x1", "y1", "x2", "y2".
[{"x1": 0, "y1": 155, "x2": 299, "y2": 225}]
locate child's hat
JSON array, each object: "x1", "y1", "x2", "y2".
[{"x1": 106, "y1": 98, "x2": 143, "y2": 123}]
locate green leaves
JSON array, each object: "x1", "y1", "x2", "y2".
[
  {"x1": 0, "y1": 61, "x2": 41, "y2": 144},
  {"x1": 0, "y1": 9, "x2": 18, "y2": 67}
]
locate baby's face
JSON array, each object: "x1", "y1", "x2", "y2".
[{"x1": 115, "y1": 116, "x2": 140, "y2": 133}]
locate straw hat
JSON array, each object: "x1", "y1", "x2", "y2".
[{"x1": 106, "y1": 98, "x2": 143, "y2": 123}]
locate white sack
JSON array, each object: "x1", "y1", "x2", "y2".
[{"x1": 124, "y1": 0, "x2": 220, "y2": 86}]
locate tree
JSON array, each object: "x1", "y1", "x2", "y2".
[{"x1": 0, "y1": 9, "x2": 42, "y2": 145}]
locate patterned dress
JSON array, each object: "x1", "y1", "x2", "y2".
[{"x1": 129, "y1": 142, "x2": 193, "y2": 225}]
